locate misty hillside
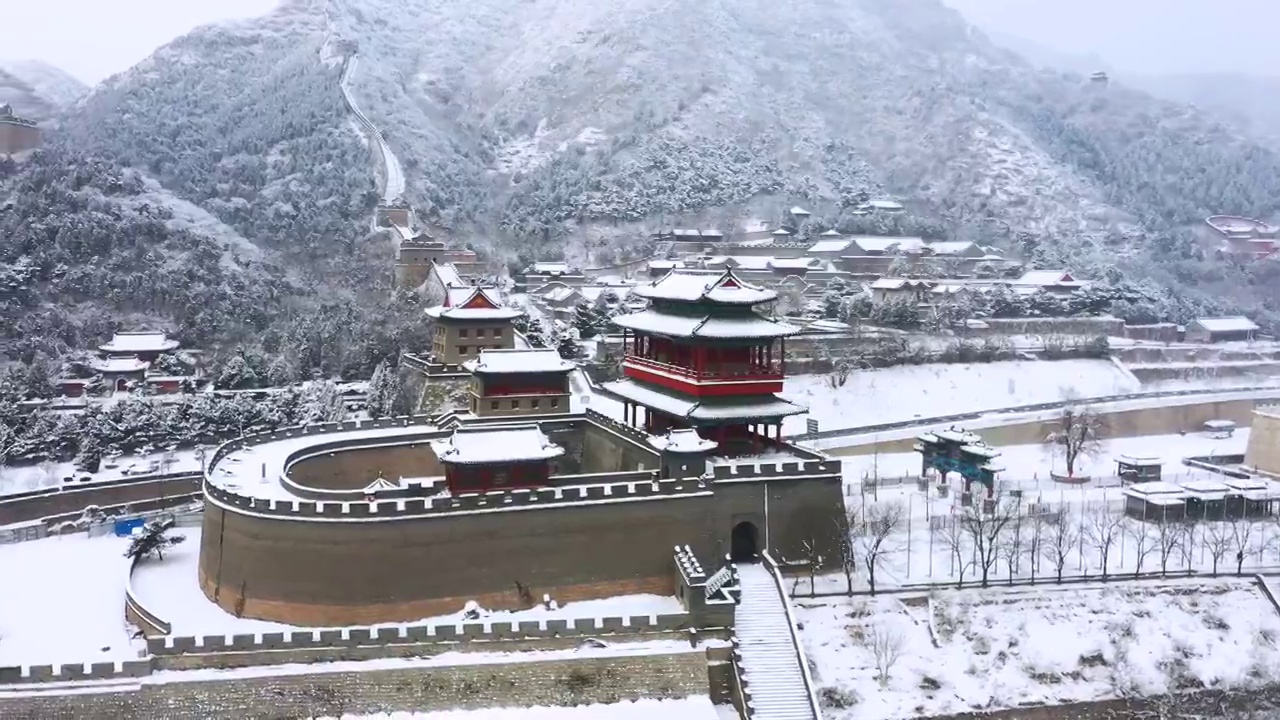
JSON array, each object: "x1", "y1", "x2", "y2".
[
  {"x1": 43, "y1": 0, "x2": 1280, "y2": 330},
  {"x1": 0, "y1": 60, "x2": 87, "y2": 122}
]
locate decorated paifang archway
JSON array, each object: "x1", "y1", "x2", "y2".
[{"x1": 730, "y1": 521, "x2": 760, "y2": 563}]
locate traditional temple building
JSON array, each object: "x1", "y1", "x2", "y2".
[
  {"x1": 431, "y1": 424, "x2": 565, "y2": 494},
  {"x1": 463, "y1": 348, "x2": 574, "y2": 417},
  {"x1": 98, "y1": 331, "x2": 180, "y2": 362},
  {"x1": 425, "y1": 286, "x2": 523, "y2": 366},
  {"x1": 603, "y1": 269, "x2": 805, "y2": 453}
]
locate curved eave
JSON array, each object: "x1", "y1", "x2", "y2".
[{"x1": 425, "y1": 307, "x2": 523, "y2": 321}]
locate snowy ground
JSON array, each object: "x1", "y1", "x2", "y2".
[
  {"x1": 779, "y1": 359, "x2": 1139, "y2": 435},
  {"x1": 131, "y1": 528, "x2": 683, "y2": 636},
  {"x1": 208, "y1": 425, "x2": 433, "y2": 501},
  {"x1": 324, "y1": 697, "x2": 728, "y2": 719},
  {"x1": 843, "y1": 430, "x2": 1250, "y2": 488},
  {"x1": 789, "y1": 430, "x2": 1280, "y2": 591},
  {"x1": 797, "y1": 579, "x2": 1280, "y2": 720},
  {"x1": 0, "y1": 448, "x2": 203, "y2": 498},
  {"x1": 0, "y1": 533, "x2": 143, "y2": 666}
]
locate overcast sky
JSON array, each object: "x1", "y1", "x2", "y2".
[
  {"x1": 943, "y1": 0, "x2": 1280, "y2": 76},
  {"x1": 3, "y1": 0, "x2": 1277, "y2": 85},
  {"x1": 0, "y1": 0, "x2": 280, "y2": 85}
]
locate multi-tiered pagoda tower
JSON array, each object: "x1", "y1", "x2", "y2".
[{"x1": 604, "y1": 269, "x2": 806, "y2": 455}]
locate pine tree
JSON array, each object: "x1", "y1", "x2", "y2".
[
  {"x1": 123, "y1": 517, "x2": 186, "y2": 562},
  {"x1": 365, "y1": 361, "x2": 398, "y2": 418},
  {"x1": 75, "y1": 434, "x2": 103, "y2": 474},
  {"x1": 556, "y1": 334, "x2": 582, "y2": 360}
]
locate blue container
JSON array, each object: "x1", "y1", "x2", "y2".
[{"x1": 114, "y1": 517, "x2": 146, "y2": 537}]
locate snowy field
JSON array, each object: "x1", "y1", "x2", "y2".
[
  {"x1": 779, "y1": 359, "x2": 1139, "y2": 434},
  {"x1": 0, "y1": 448, "x2": 203, "y2": 498},
  {"x1": 842, "y1": 430, "x2": 1250, "y2": 487},
  {"x1": 797, "y1": 580, "x2": 1280, "y2": 720},
  {"x1": 0, "y1": 533, "x2": 143, "y2": 666},
  {"x1": 324, "y1": 697, "x2": 730, "y2": 719}
]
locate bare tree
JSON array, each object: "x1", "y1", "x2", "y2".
[
  {"x1": 1231, "y1": 516, "x2": 1257, "y2": 576},
  {"x1": 999, "y1": 515, "x2": 1025, "y2": 585},
  {"x1": 858, "y1": 502, "x2": 904, "y2": 595},
  {"x1": 1203, "y1": 522, "x2": 1234, "y2": 576},
  {"x1": 1023, "y1": 513, "x2": 1047, "y2": 582},
  {"x1": 1154, "y1": 520, "x2": 1189, "y2": 576},
  {"x1": 801, "y1": 535, "x2": 824, "y2": 597},
  {"x1": 1040, "y1": 512, "x2": 1077, "y2": 582},
  {"x1": 958, "y1": 495, "x2": 1021, "y2": 588},
  {"x1": 835, "y1": 509, "x2": 858, "y2": 596},
  {"x1": 1084, "y1": 504, "x2": 1124, "y2": 580},
  {"x1": 1124, "y1": 518, "x2": 1156, "y2": 578},
  {"x1": 1044, "y1": 405, "x2": 1106, "y2": 478},
  {"x1": 936, "y1": 517, "x2": 970, "y2": 588},
  {"x1": 865, "y1": 621, "x2": 905, "y2": 687}
]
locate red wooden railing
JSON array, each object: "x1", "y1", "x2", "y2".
[{"x1": 623, "y1": 355, "x2": 783, "y2": 381}]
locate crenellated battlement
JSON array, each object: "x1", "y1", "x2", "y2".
[
  {"x1": 0, "y1": 613, "x2": 710, "y2": 686},
  {"x1": 711, "y1": 457, "x2": 841, "y2": 481},
  {"x1": 206, "y1": 473, "x2": 706, "y2": 521}
]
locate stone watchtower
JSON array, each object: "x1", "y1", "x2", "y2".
[
  {"x1": 424, "y1": 287, "x2": 523, "y2": 366},
  {"x1": 394, "y1": 233, "x2": 446, "y2": 290},
  {"x1": 0, "y1": 104, "x2": 42, "y2": 155},
  {"x1": 462, "y1": 348, "x2": 575, "y2": 417}
]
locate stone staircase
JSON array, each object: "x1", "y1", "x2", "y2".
[{"x1": 734, "y1": 562, "x2": 819, "y2": 720}]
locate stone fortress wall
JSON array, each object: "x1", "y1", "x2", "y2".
[
  {"x1": 1246, "y1": 406, "x2": 1280, "y2": 476},
  {"x1": 199, "y1": 410, "x2": 844, "y2": 626}
]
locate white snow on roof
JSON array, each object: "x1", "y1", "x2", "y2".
[
  {"x1": 445, "y1": 287, "x2": 474, "y2": 306},
  {"x1": 807, "y1": 239, "x2": 853, "y2": 254},
  {"x1": 1116, "y1": 454, "x2": 1161, "y2": 466},
  {"x1": 463, "y1": 349, "x2": 574, "y2": 374},
  {"x1": 99, "y1": 332, "x2": 178, "y2": 354},
  {"x1": 870, "y1": 278, "x2": 935, "y2": 290},
  {"x1": 614, "y1": 310, "x2": 801, "y2": 339},
  {"x1": 1194, "y1": 317, "x2": 1259, "y2": 333},
  {"x1": 432, "y1": 425, "x2": 564, "y2": 465},
  {"x1": 427, "y1": 288, "x2": 523, "y2": 321},
  {"x1": 532, "y1": 262, "x2": 573, "y2": 274},
  {"x1": 634, "y1": 270, "x2": 777, "y2": 305},
  {"x1": 603, "y1": 380, "x2": 806, "y2": 421},
  {"x1": 649, "y1": 429, "x2": 718, "y2": 454},
  {"x1": 846, "y1": 236, "x2": 924, "y2": 254},
  {"x1": 869, "y1": 199, "x2": 904, "y2": 210},
  {"x1": 1016, "y1": 270, "x2": 1082, "y2": 286},
  {"x1": 89, "y1": 357, "x2": 150, "y2": 373},
  {"x1": 790, "y1": 206, "x2": 811, "y2": 215},
  {"x1": 768, "y1": 257, "x2": 823, "y2": 270},
  {"x1": 819, "y1": 229, "x2": 842, "y2": 237},
  {"x1": 771, "y1": 228, "x2": 793, "y2": 236},
  {"x1": 544, "y1": 286, "x2": 582, "y2": 303},
  {"x1": 928, "y1": 240, "x2": 978, "y2": 256}
]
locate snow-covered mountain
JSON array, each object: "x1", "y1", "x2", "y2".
[
  {"x1": 0, "y1": 60, "x2": 87, "y2": 121},
  {"x1": 42, "y1": 0, "x2": 1280, "y2": 327}
]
